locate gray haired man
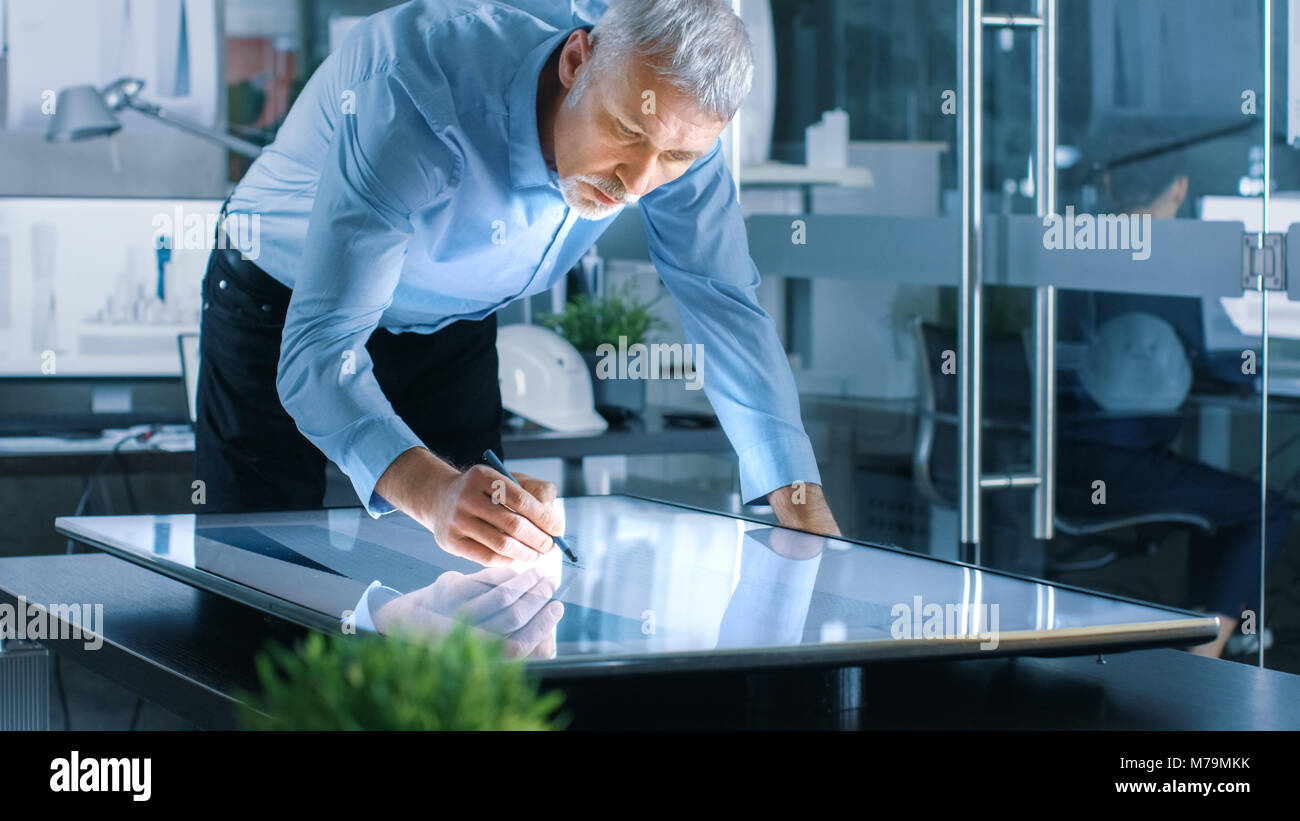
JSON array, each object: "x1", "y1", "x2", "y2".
[{"x1": 205, "y1": 0, "x2": 839, "y2": 616}]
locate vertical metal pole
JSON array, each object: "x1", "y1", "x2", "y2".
[
  {"x1": 1258, "y1": 0, "x2": 1272, "y2": 669},
  {"x1": 1032, "y1": 289, "x2": 1056, "y2": 537},
  {"x1": 1032, "y1": 0, "x2": 1057, "y2": 540},
  {"x1": 958, "y1": 0, "x2": 984, "y2": 560}
]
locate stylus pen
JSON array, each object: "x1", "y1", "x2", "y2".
[{"x1": 481, "y1": 449, "x2": 579, "y2": 563}]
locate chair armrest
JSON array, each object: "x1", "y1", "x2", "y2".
[{"x1": 1055, "y1": 511, "x2": 1214, "y2": 536}]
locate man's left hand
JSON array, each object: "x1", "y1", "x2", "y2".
[{"x1": 767, "y1": 481, "x2": 840, "y2": 537}]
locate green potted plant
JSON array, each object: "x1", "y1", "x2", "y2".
[
  {"x1": 238, "y1": 621, "x2": 565, "y2": 731},
  {"x1": 540, "y1": 282, "x2": 670, "y2": 420}
]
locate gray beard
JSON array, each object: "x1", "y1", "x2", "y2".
[{"x1": 559, "y1": 175, "x2": 635, "y2": 220}]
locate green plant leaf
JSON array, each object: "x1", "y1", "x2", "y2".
[
  {"x1": 539, "y1": 281, "x2": 670, "y2": 352},
  {"x1": 237, "y1": 620, "x2": 565, "y2": 731}
]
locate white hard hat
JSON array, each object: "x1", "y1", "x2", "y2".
[
  {"x1": 497, "y1": 324, "x2": 609, "y2": 433},
  {"x1": 1079, "y1": 312, "x2": 1191, "y2": 412}
]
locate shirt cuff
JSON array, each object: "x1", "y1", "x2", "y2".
[
  {"x1": 342, "y1": 580, "x2": 402, "y2": 634},
  {"x1": 736, "y1": 433, "x2": 823, "y2": 506},
  {"x1": 341, "y1": 416, "x2": 427, "y2": 517}
]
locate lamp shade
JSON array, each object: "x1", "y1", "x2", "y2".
[{"x1": 45, "y1": 85, "x2": 122, "y2": 142}]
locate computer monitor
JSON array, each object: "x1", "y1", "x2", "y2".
[{"x1": 0, "y1": 197, "x2": 223, "y2": 377}]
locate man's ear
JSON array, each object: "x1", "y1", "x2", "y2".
[
  {"x1": 1169, "y1": 174, "x2": 1189, "y2": 209},
  {"x1": 1148, "y1": 174, "x2": 1189, "y2": 218},
  {"x1": 558, "y1": 29, "x2": 594, "y2": 92}
]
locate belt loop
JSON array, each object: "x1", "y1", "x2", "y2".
[{"x1": 215, "y1": 193, "x2": 233, "y2": 246}]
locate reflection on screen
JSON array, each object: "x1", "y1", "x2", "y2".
[{"x1": 59, "y1": 496, "x2": 1209, "y2": 664}]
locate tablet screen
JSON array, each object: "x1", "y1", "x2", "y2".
[{"x1": 57, "y1": 495, "x2": 1218, "y2": 673}]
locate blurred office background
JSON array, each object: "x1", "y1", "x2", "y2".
[{"x1": 1, "y1": 0, "x2": 1298, "y2": 705}]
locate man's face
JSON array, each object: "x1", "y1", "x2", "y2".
[{"x1": 552, "y1": 41, "x2": 728, "y2": 220}]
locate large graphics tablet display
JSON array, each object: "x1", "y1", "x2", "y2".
[{"x1": 57, "y1": 495, "x2": 1219, "y2": 674}]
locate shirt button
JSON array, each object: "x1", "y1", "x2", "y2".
[
  {"x1": 261, "y1": 303, "x2": 272, "y2": 312},
  {"x1": 218, "y1": 279, "x2": 228, "y2": 289},
  {"x1": 203, "y1": 301, "x2": 210, "y2": 310}
]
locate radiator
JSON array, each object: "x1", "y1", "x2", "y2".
[{"x1": 0, "y1": 641, "x2": 51, "y2": 731}]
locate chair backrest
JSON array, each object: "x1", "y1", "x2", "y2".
[
  {"x1": 910, "y1": 319, "x2": 1034, "y2": 507},
  {"x1": 915, "y1": 322, "x2": 1033, "y2": 420},
  {"x1": 910, "y1": 318, "x2": 1215, "y2": 535}
]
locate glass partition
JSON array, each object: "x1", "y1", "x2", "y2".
[
  {"x1": 734, "y1": 0, "x2": 962, "y2": 554},
  {"x1": 976, "y1": 0, "x2": 1274, "y2": 666},
  {"x1": 1262, "y1": 0, "x2": 1299, "y2": 674}
]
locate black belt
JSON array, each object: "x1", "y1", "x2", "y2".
[{"x1": 212, "y1": 228, "x2": 293, "y2": 313}]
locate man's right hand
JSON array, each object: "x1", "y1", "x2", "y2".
[
  {"x1": 375, "y1": 447, "x2": 564, "y2": 566},
  {"x1": 373, "y1": 565, "x2": 564, "y2": 658}
]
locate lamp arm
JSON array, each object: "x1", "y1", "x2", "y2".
[{"x1": 124, "y1": 98, "x2": 264, "y2": 159}]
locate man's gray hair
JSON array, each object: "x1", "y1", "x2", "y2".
[{"x1": 571, "y1": 0, "x2": 754, "y2": 121}]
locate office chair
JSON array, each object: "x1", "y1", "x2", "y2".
[{"x1": 909, "y1": 317, "x2": 1213, "y2": 576}]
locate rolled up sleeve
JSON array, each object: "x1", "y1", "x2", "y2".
[
  {"x1": 276, "y1": 71, "x2": 461, "y2": 516},
  {"x1": 639, "y1": 142, "x2": 821, "y2": 505}
]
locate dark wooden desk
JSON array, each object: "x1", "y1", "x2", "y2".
[{"x1": 4, "y1": 552, "x2": 1299, "y2": 731}]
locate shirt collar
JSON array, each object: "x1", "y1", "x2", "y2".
[{"x1": 507, "y1": 28, "x2": 575, "y2": 191}]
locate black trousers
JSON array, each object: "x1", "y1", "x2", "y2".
[{"x1": 194, "y1": 244, "x2": 503, "y2": 514}]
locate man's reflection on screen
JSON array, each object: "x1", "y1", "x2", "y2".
[
  {"x1": 716, "y1": 527, "x2": 825, "y2": 649},
  {"x1": 371, "y1": 563, "x2": 564, "y2": 658}
]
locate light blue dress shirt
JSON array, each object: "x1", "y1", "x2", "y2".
[{"x1": 225, "y1": 0, "x2": 821, "y2": 517}]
